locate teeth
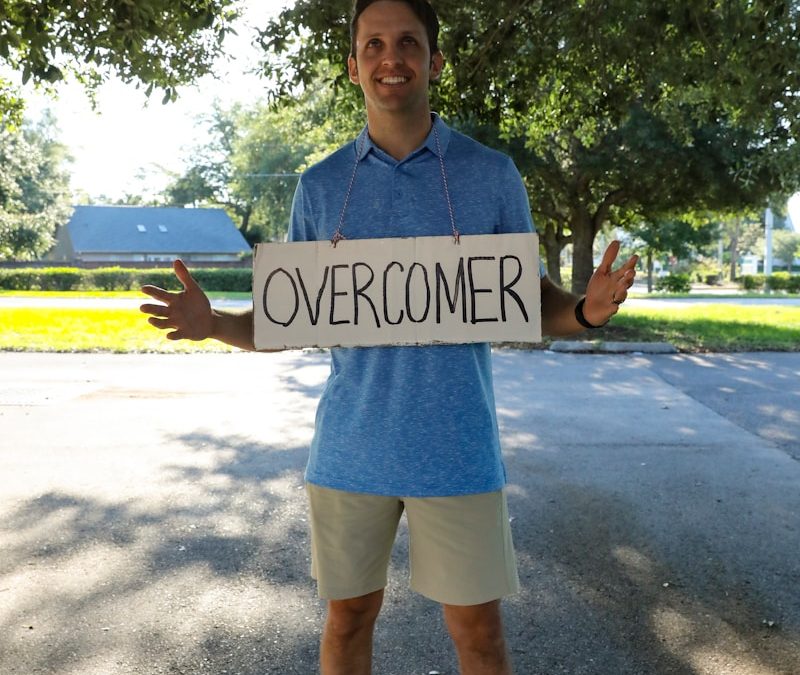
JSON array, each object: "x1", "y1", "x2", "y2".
[{"x1": 380, "y1": 76, "x2": 408, "y2": 84}]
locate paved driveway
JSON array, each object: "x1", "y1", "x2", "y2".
[{"x1": 1, "y1": 350, "x2": 798, "y2": 674}]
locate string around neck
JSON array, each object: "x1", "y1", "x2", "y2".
[{"x1": 330, "y1": 122, "x2": 461, "y2": 247}]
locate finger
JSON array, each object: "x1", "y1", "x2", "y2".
[
  {"x1": 139, "y1": 303, "x2": 170, "y2": 318},
  {"x1": 618, "y1": 254, "x2": 639, "y2": 272},
  {"x1": 167, "y1": 330, "x2": 190, "y2": 341},
  {"x1": 141, "y1": 285, "x2": 175, "y2": 303},
  {"x1": 148, "y1": 316, "x2": 174, "y2": 330},
  {"x1": 612, "y1": 284, "x2": 628, "y2": 304},
  {"x1": 597, "y1": 240, "x2": 621, "y2": 274},
  {"x1": 174, "y1": 259, "x2": 201, "y2": 292}
]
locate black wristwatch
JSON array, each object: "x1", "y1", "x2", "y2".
[{"x1": 574, "y1": 297, "x2": 608, "y2": 329}]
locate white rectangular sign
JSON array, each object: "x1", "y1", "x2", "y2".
[{"x1": 253, "y1": 233, "x2": 541, "y2": 350}]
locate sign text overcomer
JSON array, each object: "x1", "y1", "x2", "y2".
[{"x1": 253, "y1": 232, "x2": 541, "y2": 349}]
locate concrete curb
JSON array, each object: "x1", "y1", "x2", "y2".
[{"x1": 549, "y1": 340, "x2": 678, "y2": 354}]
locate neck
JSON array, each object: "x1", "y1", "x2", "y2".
[{"x1": 365, "y1": 107, "x2": 433, "y2": 161}]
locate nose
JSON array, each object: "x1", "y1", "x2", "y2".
[{"x1": 381, "y1": 43, "x2": 403, "y2": 66}]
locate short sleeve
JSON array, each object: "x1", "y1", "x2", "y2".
[
  {"x1": 499, "y1": 158, "x2": 547, "y2": 278},
  {"x1": 288, "y1": 176, "x2": 315, "y2": 243}
]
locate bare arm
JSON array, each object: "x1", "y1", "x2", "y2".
[
  {"x1": 541, "y1": 240, "x2": 638, "y2": 337},
  {"x1": 140, "y1": 259, "x2": 274, "y2": 352}
]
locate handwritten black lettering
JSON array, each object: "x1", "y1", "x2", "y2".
[
  {"x1": 330, "y1": 264, "x2": 351, "y2": 325},
  {"x1": 262, "y1": 267, "x2": 299, "y2": 327},
  {"x1": 352, "y1": 262, "x2": 381, "y2": 327},
  {"x1": 435, "y1": 258, "x2": 467, "y2": 324},
  {"x1": 383, "y1": 262, "x2": 405, "y2": 325},
  {"x1": 296, "y1": 266, "x2": 329, "y2": 326},
  {"x1": 468, "y1": 256, "x2": 498, "y2": 324},
  {"x1": 405, "y1": 262, "x2": 431, "y2": 323},
  {"x1": 500, "y1": 255, "x2": 529, "y2": 322}
]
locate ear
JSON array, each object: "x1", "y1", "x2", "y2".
[
  {"x1": 347, "y1": 55, "x2": 360, "y2": 85},
  {"x1": 429, "y1": 51, "x2": 444, "y2": 82}
]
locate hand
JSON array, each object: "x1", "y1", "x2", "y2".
[
  {"x1": 140, "y1": 259, "x2": 214, "y2": 341},
  {"x1": 583, "y1": 240, "x2": 638, "y2": 326}
]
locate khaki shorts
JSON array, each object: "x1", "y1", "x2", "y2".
[{"x1": 306, "y1": 483, "x2": 519, "y2": 606}]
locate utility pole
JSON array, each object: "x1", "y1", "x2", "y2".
[{"x1": 764, "y1": 207, "x2": 774, "y2": 275}]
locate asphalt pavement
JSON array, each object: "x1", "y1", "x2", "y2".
[{"x1": 1, "y1": 350, "x2": 799, "y2": 674}]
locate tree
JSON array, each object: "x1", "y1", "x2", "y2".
[
  {"x1": 259, "y1": 0, "x2": 800, "y2": 293},
  {"x1": 629, "y1": 216, "x2": 717, "y2": 292},
  {"x1": 0, "y1": 0, "x2": 239, "y2": 127},
  {"x1": 702, "y1": 210, "x2": 764, "y2": 281},
  {"x1": 0, "y1": 113, "x2": 71, "y2": 260},
  {"x1": 772, "y1": 230, "x2": 800, "y2": 272},
  {"x1": 164, "y1": 102, "x2": 313, "y2": 244}
]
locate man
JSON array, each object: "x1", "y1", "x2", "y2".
[{"x1": 141, "y1": 1, "x2": 637, "y2": 673}]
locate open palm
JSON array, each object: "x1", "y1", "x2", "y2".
[{"x1": 139, "y1": 259, "x2": 214, "y2": 341}]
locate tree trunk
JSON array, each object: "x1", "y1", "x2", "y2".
[
  {"x1": 541, "y1": 222, "x2": 563, "y2": 285},
  {"x1": 728, "y1": 216, "x2": 740, "y2": 281},
  {"x1": 570, "y1": 209, "x2": 595, "y2": 295},
  {"x1": 647, "y1": 251, "x2": 654, "y2": 293},
  {"x1": 239, "y1": 205, "x2": 252, "y2": 239}
]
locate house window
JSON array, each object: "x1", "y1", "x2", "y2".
[
  {"x1": 136, "y1": 224, "x2": 147, "y2": 232},
  {"x1": 158, "y1": 225, "x2": 168, "y2": 233}
]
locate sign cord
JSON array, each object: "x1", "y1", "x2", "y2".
[{"x1": 331, "y1": 124, "x2": 460, "y2": 246}]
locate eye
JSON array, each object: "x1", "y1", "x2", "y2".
[
  {"x1": 366, "y1": 38, "x2": 382, "y2": 48},
  {"x1": 402, "y1": 36, "x2": 417, "y2": 45}
]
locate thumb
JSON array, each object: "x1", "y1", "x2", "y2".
[{"x1": 173, "y1": 259, "x2": 200, "y2": 292}]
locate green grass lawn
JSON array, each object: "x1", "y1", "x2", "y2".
[
  {"x1": 581, "y1": 305, "x2": 800, "y2": 352},
  {"x1": 1, "y1": 302, "x2": 798, "y2": 353},
  {"x1": 0, "y1": 307, "x2": 238, "y2": 353}
]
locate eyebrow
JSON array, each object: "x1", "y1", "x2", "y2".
[{"x1": 361, "y1": 29, "x2": 423, "y2": 40}]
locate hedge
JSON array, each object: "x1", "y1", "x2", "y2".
[
  {"x1": 0, "y1": 267, "x2": 252, "y2": 292},
  {"x1": 739, "y1": 273, "x2": 800, "y2": 294}
]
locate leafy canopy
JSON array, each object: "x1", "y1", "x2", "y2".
[
  {"x1": 259, "y1": 1, "x2": 800, "y2": 292},
  {"x1": 0, "y1": 113, "x2": 71, "y2": 261},
  {"x1": 0, "y1": 0, "x2": 239, "y2": 126}
]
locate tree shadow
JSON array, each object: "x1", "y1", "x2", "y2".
[
  {"x1": 492, "y1": 349, "x2": 800, "y2": 674},
  {"x1": 3, "y1": 349, "x2": 799, "y2": 674},
  {"x1": 0, "y1": 422, "x2": 323, "y2": 674},
  {"x1": 645, "y1": 352, "x2": 800, "y2": 459}
]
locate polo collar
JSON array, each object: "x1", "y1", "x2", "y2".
[{"x1": 355, "y1": 112, "x2": 451, "y2": 162}]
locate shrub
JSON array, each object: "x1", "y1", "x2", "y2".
[
  {"x1": 135, "y1": 269, "x2": 183, "y2": 291},
  {"x1": 655, "y1": 273, "x2": 692, "y2": 293},
  {"x1": 740, "y1": 274, "x2": 765, "y2": 291},
  {"x1": 0, "y1": 269, "x2": 40, "y2": 290},
  {"x1": 766, "y1": 272, "x2": 790, "y2": 292},
  {"x1": 90, "y1": 267, "x2": 137, "y2": 291},
  {"x1": 192, "y1": 268, "x2": 252, "y2": 292},
  {"x1": 0, "y1": 266, "x2": 253, "y2": 292},
  {"x1": 787, "y1": 276, "x2": 800, "y2": 294},
  {"x1": 37, "y1": 268, "x2": 84, "y2": 291}
]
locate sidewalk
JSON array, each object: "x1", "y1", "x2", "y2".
[{"x1": 1, "y1": 350, "x2": 798, "y2": 674}]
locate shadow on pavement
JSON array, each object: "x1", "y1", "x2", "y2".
[{"x1": 2, "y1": 351, "x2": 799, "y2": 674}]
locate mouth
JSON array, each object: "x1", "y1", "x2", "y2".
[{"x1": 377, "y1": 75, "x2": 410, "y2": 85}]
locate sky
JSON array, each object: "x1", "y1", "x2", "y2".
[
  {"x1": 21, "y1": 0, "x2": 291, "y2": 202},
  {"x1": 12, "y1": 1, "x2": 800, "y2": 231}
]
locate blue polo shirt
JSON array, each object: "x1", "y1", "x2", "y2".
[{"x1": 289, "y1": 114, "x2": 536, "y2": 497}]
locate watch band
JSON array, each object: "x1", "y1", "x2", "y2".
[{"x1": 574, "y1": 297, "x2": 608, "y2": 329}]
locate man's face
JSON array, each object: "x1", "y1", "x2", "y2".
[{"x1": 348, "y1": 0, "x2": 443, "y2": 117}]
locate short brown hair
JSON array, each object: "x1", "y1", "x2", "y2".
[{"x1": 349, "y1": 0, "x2": 440, "y2": 58}]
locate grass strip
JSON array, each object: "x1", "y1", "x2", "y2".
[
  {"x1": 1, "y1": 304, "x2": 798, "y2": 353},
  {"x1": 588, "y1": 305, "x2": 800, "y2": 352},
  {"x1": 0, "y1": 307, "x2": 237, "y2": 353}
]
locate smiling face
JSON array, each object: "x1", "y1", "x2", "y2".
[{"x1": 348, "y1": 0, "x2": 443, "y2": 120}]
